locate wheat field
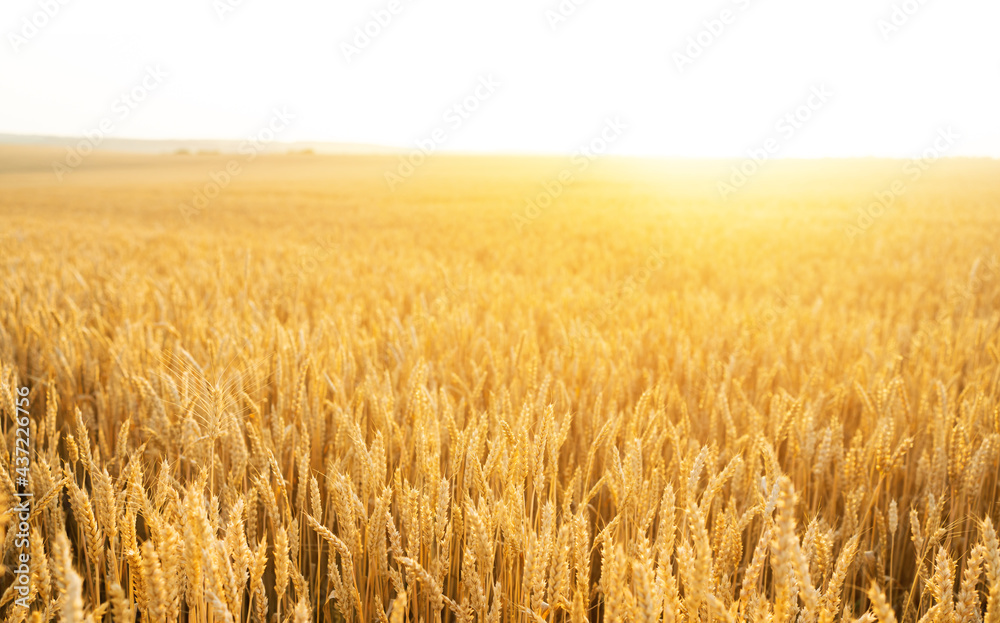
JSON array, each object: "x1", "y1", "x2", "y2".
[{"x1": 1, "y1": 146, "x2": 999, "y2": 623}]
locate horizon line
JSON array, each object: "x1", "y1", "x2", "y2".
[{"x1": 2, "y1": 131, "x2": 998, "y2": 161}]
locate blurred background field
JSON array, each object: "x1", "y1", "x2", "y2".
[{"x1": 1, "y1": 147, "x2": 999, "y2": 622}]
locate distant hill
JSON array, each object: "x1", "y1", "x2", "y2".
[{"x1": 0, "y1": 133, "x2": 397, "y2": 155}]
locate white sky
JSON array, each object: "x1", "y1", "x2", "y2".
[{"x1": 2, "y1": 0, "x2": 999, "y2": 157}]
